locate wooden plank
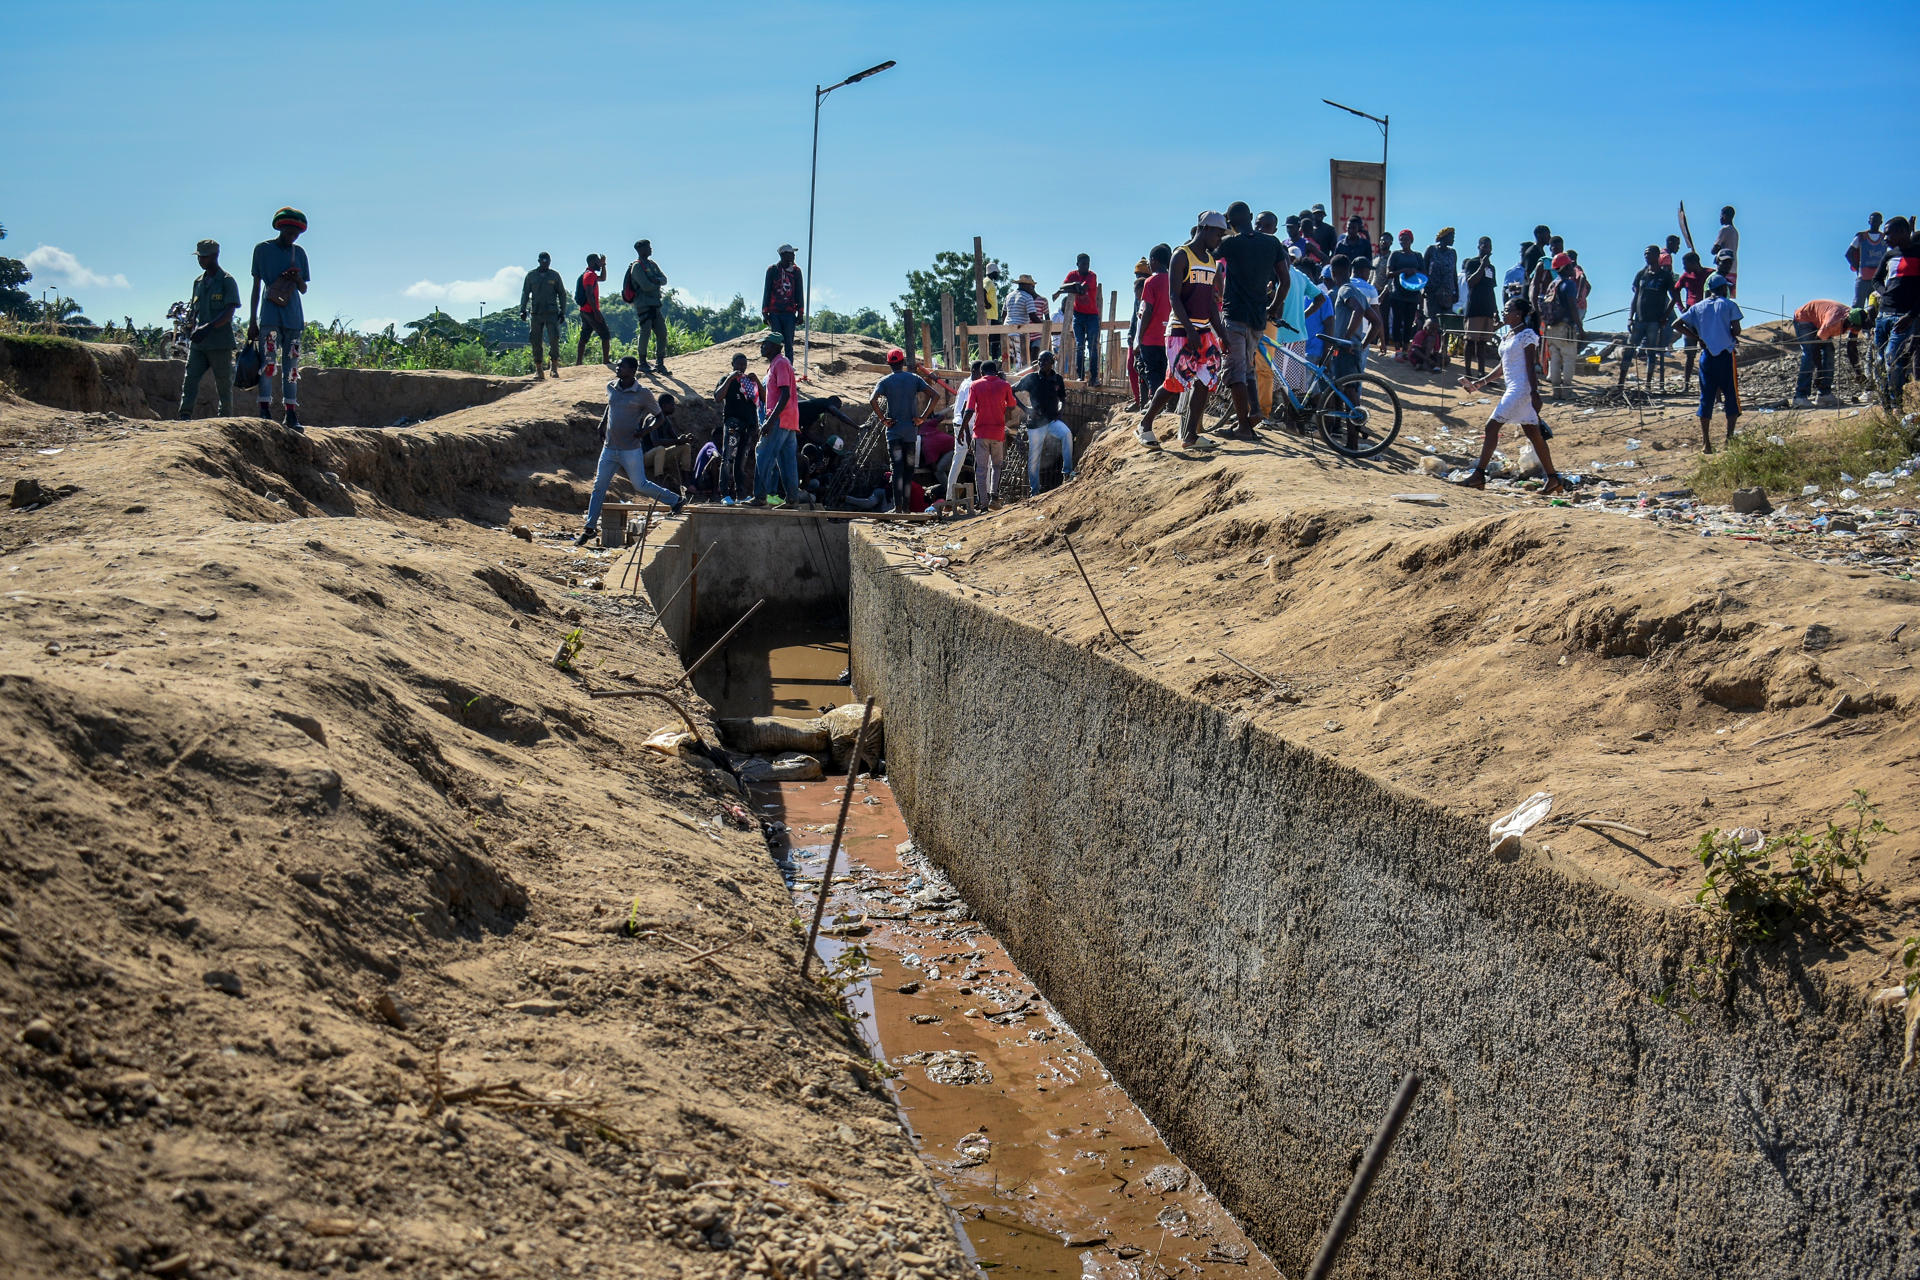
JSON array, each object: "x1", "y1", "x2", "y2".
[
  {"x1": 972, "y1": 238, "x2": 988, "y2": 360},
  {"x1": 921, "y1": 319, "x2": 936, "y2": 371},
  {"x1": 1107, "y1": 288, "x2": 1120, "y2": 384},
  {"x1": 940, "y1": 291, "x2": 956, "y2": 368},
  {"x1": 904, "y1": 306, "x2": 915, "y2": 370}
]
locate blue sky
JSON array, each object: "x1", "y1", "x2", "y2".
[{"x1": 4, "y1": 0, "x2": 1913, "y2": 333}]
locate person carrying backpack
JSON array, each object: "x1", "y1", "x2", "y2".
[
  {"x1": 1537, "y1": 253, "x2": 1581, "y2": 395},
  {"x1": 575, "y1": 254, "x2": 610, "y2": 367},
  {"x1": 621, "y1": 240, "x2": 670, "y2": 374}
]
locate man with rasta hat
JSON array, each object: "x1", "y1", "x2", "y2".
[
  {"x1": 248, "y1": 207, "x2": 310, "y2": 430},
  {"x1": 761, "y1": 245, "x2": 803, "y2": 362},
  {"x1": 520, "y1": 252, "x2": 568, "y2": 380}
]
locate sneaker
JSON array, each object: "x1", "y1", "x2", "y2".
[
  {"x1": 720, "y1": 496, "x2": 736, "y2": 506},
  {"x1": 258, "y1": 405, "x2": 272, "y2": 420},
  {"x1": 767, "y1": 494, "x2": 787, "y2": 508},
  {"x1": 1790, "y1": 395, "x2": 1815, "y2": 409},
  {"x1": 655, "y1": 363, "x2": 669, "y2": 375},
  {"x1": 573, "y1": 528, "x2": 595, "y2": 547},
  {"x1": 636, "y1": 361, "x2": 654, "y2": 374},
  {"x1": 670, "y1": 498, "x2": 685, "y2": 516},
  {"x1": 284, "y1": 408, "x2": 301, "y2": 431},
  {"x1": 1816, "y1": 393, "x2": 1842, "y2": 408}
]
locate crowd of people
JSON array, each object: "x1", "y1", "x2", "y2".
[{"x1": 173, "y1": 198, "x2": 1917, "y2": 527}]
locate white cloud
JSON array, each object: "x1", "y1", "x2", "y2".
[
  {"x1": 355, "y1": 318, "x2": 401, "y2": 334},
  {"x1": 24, "y1": 244, "x2": 129, "y2": 289},
  {"x1": 402, "y1": 266, "x2": 526, "y2": 307}
]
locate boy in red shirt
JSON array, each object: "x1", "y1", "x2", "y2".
[
  {"x1": 960, "y1": 360, "x2": 1015, "y2": 509},
  {"x1": 1055, "y1": 254, "x2": 1102, "y2": 385},
  {"x1": 1674, "y1": 250, "x2": 1710, "y2": 393},
  {"x1": 574, "y1": 254, "x2": 610, "y2": 366}
]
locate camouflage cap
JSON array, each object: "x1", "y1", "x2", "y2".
[{"x1": 195, "y1": 239, "x2": 220, "y2": 256}]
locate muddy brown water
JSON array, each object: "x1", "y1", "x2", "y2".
[{"x1": 710, "y1": 626, "x2": 1281, "y2": 1278}]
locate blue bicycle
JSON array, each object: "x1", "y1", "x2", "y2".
[{"x1": 1252, "y1": 328, "x2": 1404, "y2": 458}]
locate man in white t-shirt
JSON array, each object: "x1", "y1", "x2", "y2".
[
  {"x1": 1711, "y1": 206, "x2": 1739, "y2": 296},
  {"x1": 944, "y1": 360, "x2": 982, "y2": 507}
]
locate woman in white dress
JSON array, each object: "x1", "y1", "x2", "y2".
[{"x1": 1454, "y1": 296, "x2": 1567, "y2": 495}]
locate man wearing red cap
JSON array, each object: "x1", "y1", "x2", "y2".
[
  {"x1": 870, "y1": 348, "x2": 933, "y2": 512},
  {"x1": 247, "y1": 206, "x2": 310, "y2": 431},
  {"x1": 1538, "y1": 253, "x2": 1582, "y2": 395}
]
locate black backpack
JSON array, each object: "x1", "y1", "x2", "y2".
[{"x1": 234, "y1": 342, "x2": 262, "y2": 390}]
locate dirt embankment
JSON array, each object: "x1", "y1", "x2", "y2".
[
  {"x1": 896, "y1": 358, "x2": 1920, "y2": 989},
  {"x1": 0, "y1": 367, "x2": 968, "y2": 1279}
]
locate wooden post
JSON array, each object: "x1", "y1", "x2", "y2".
[
  {"x1": 903, "y1": 307, "x2": 915, "y2": 370},
  {"x1": 1107, "y1": 288, "x2": 1120, "y2": 387},
  {"x1": 940, "y1": 291, "x2": 957, "y2": 368},
  {"x1": 957, "y1": 323, "x2": 969, "y2": 369},
  {"x1": 921, "y1": 320, "x2": 936, "y2": 372},
  {"x1": 972, "y1": 238, "x2": 988, "y2": 363}
]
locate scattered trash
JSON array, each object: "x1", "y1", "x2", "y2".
[
  {"x1": 1391, "y1": 493, "x2": 1446, "y2": 506},
  {"x1": 1490, "y1": 791, "x2": 1554, "y2": 853}
]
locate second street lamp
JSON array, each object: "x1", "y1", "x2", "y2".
[{"x1": 802, "y1": 59, "x2": 896, "y2": 379}]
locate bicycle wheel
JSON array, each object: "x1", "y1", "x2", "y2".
[{"x1": 1314, "y1": 373, "x2": 1403, "y2": 458}]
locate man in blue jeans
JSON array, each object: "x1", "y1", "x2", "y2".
[
  {"x1": 1876, "y1": 216, "x2": 1917, "y2": 409},
  {"x1": 1327, "y1": 255, "x2": 1381, "y2": 382},
  {"x1": 1055, "y1": 254, "x2": 1102, "y2": 385},
  {"x1": 752, "y1": 335, "x2": 801, "y2": 506},
  {"x1": 1014, "y1": 351, "x2": 1076, "y2": 494},
  {"x1": 577, "y1": 357, "x2": 683, "y2": 546},
  {"x1": 1675, "y1": 275, "x2": 1743, "y2": 453}
]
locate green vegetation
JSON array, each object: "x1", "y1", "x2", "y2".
[
  {"x1": 1689, "y1": 409, "x2": 1919, "y2": 502},
  {"x1": 0, "y1": 222, "x2": 34, "y2": 320},
  {"x1": 1656, "y1": 792, "x2": 1890, "y2": 1018},
  {"x1": 552, "y1": 627, "x2": 584, "y2": 672}
]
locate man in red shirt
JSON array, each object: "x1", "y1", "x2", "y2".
[
  {"x1": 751, "y1": 335, "x2": 801, "y2": 507},
  {"x1": 1132, "y1": 243, "x2": 1172, "y2": 413},
  {"x1": 960, "y1": 359, "x2": 1015, "y2": 508},
  {"x1": 574, "y1": 254, "x2": 610, "y2": 367},
  {"x1": 1673, "y1": 250, "x2": 1711, "y2": 393},
  {"x1": 1054, "y1": 254, "x2": 1103, "y2": 385}
]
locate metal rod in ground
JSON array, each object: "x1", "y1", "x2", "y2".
[
  {"x1": 1303, "y1": 1073, "x2": 1422, "y2": 1280},
  {"x1": 646, "y1": 539, "x2": 718, "y2": 633},
  {"x1": 673, "y1": 599, "x2": 764, "y2": 689},
  {"x1": 1216, "y1": 648, "x2": 1281, "y2": 690},
  {"x1": 621, "y1": 503, "x2": 659, "y2": 596},
  {"x1": 1062, "y1": 533, "x2": 1138, "y2": 656},
  {"x1": 800, "y1": 697, "x2": 875, "y2": 980}
]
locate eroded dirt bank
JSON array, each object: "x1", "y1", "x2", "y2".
[
  {"x1": 0, "y1": 372, "x2": 970, "y2": 1279},
  {"x1": 849, "y1": 516, "x2": 1919, "y2": 1280}
]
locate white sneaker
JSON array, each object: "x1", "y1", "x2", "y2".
[{"x1": 1789, "y1": 396, "x2": 1815, "y2": 409}]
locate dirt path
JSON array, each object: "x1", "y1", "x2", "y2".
[
  {"x1": 872, "y1": 351, "x2": 1920, "y2": 994},
  {"x1": 0, "y1": 359, "x2": 969, "y2": 1279}
]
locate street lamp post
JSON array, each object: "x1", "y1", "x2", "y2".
[
  {"x1": 1322, "y1": 99, "x2": 1389, "y2": 237},
  {"x1": 803, "y1": 59, "x2": 896, "y2": 380}
]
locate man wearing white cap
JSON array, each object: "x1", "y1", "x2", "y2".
[{"x1": 763, "y1": 245, "x2": 804, "y2": 362}]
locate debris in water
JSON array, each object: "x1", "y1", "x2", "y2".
[
  {"x1": 1141, "y1": 1164, "x2": 1191, "y2": 1194},
  {"x1": 897, "y1": 1049, "x2": 993, "y2": 1086}
]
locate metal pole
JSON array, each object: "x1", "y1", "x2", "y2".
[
  {"x1": 800, "y1": 697, "x2": 876, "y2": 979},
  {"x1": 1381, "y1": 115, "x2": 1389, "y2": 244},
  {"x1": 673, "y1": 598, "x2": 764, "y2": 689},
  {"x1": 1303, "y1": 1073, "x2": 1421, "y2": 1280},
  {"x1": 803, "y1": 85, "x2": 821, "y2": 380}
]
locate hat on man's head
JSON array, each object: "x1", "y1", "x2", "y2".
[
  {"x1": 271, "y1": 207, "x2": 307, "y2": 232},
  {"x1": 1016, "y1": 273, "x2": 1036, "y2": 287},
  {"x1": 1551, "y1": 252, "x2": 1573, "y2": 270},
  {"x1": 777, "y1": 243, "x2": 796, "y2": 254},
  {"x1": 886, "y1": 348, "x2": 905, "y2": 365},
  {"x1": 194, "y1": 239, "x2": 220, "y2": 257},
  {"x1": 1849, "y1": 308, "x2": 1870, "y2": 328},
  {"x1": 1196, "y1": 211, "x2": 1228, "y2": 231},
  {"x1": 538, "y1": 251, "x2": 551, "y2": 263},
  {"x1": 1311, "y1": 203, "x2": 1327, "y2": 215},
  {"x1": 1134, "y1": 258, "x2": 1151, "y2": 277},
  {"x1": 1707, "y1": 274, "x2": 1731, "y2": 294},
  {"x1": 1438, "y1": 226, "x2": 1454, "y2": 239}
]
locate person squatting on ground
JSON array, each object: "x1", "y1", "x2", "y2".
[
  {"x1": 178, "y1": 239, "x2": 240, "y2": 419},
  {"x1": 1620, "y1": 244, "x2": 1678, "y2": 394},
  {"x1": 575, "y1": 254, "x2": 611, "y2": 366},
  {"x1": 1055, "y1": 253, "x2": 1102, "y2": 385},
  {"x1": 1136, "y1": 212, "x2": 1229, "y2": 453},
  {"x1": 520, "y1": 252, "x2": 567, "y2": 379},
  {"x1": 1212, "y1": 201, "x2": 1288, "y2": 441},
  {"x1": 711, "y1": 353, "x2": 761, "y2": 504},
  {"x1": 1015, "y1": 350, "x2": 1075, "y2": 494},
  {"x1": 960, "y1": 360, "x2": 1015, "y2": 508},
  {"x1": 577, "y1": 357, "x2": 683, "y2": 545},
  {"x1": 623, "y1": 240, "x2": 670, "y2": 373},
  {"x1": 1454, "y1": 295, "x2": 1567, "y2": 495},
  {"x1": 643, "y1": 393, "x2": 693, "y2": 492},
  {"x1": 248, "y1": 207, "x2": 310, "y2": 430},
  {"x1": 1674, "y1": 274, "x2": 1744, "y2": 453},
  {"x1": 1790, "y1": 300, "x2": 1869, "y2": 408},
  {"x1": 752, "y1": 335, "x2": 801, "y2": 506},
  {"x1": 1405, "y1": 317, "x2": 1446, "y2": 372},
  {"x1": 763, "y1": 245, "x2": 803, "y2": 362},
  {"x1": 870, "y1": 348, "x2": 934, "y2": 513}
]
